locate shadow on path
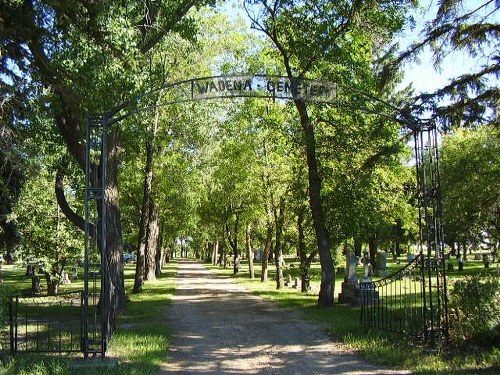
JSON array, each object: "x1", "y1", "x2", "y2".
[{"x1": 161, "y1": 260, "x2": 411, "y2": 375}]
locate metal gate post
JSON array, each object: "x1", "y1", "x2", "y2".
[
  {"x1": 84, "y1": 113, "x2": 108, "y2": 357},
  {"x1": 413, "y1": 124, "x2": 448, "y2": 343}
]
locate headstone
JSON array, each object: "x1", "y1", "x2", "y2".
[
  {"x1": 285, "y1": 274, "x2": 292, "y2": 286},
  {"x1": 376, "y1": 251, "x2": 388, "y2": 277},
  {"x1": 346, "y1": 252, "x2": 358, "y2": 282},
  {"x1": 407, "y1": 253, "x2": 416, "y2": 262},
  {"x1": 361, "y1": 252, "x2": 372, "y2": 282},
  {"x1": 338, "y1": 252, "x2": 360, "y2": 305},
  {"x1": 61, "y1": 271, "x2": 71, "y2": 285},
  {"x1": 458, "y1": 258, "x2": 464, "y2": 271}
]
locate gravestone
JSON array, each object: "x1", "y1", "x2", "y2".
[
  {"x1": 338, "y1": 252, "x2": 360, "y2": 305},
  {"x1": 376, "y1": 251, "x2": 388, "y2": 277},
  {"x1": 361, "y1": 251, "x2": 372, "y2": 282},
  {"x1": 346, "y1": 251, "x2": 359, "y2": 282}
]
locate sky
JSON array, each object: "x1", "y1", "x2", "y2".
[
  {"x1": 222, "y1": 0, "x2": 499, "y2": 96},
  {"x1": 396, "y1": 0, "x2": 499, "y2": 94}
]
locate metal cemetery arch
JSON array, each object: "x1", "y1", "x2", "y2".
[{"x1": 83, "y1": 74, "x2": 447, "y2": 356}]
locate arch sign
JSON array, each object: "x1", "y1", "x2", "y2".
[
  {"x1": 105, "y1": 75, "x2": 341, "y2": 125},
  {"x1": 190, "y1": 75, "x2": 337, "y2": 102}
]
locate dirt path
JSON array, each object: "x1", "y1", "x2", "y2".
[{"x1": 160, "y1": 260, "x2": 411, "y2": 375}]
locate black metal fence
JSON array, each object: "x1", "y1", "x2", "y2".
[
  {"x1": 360, "y1": 254, "x2": 448, "y2": 342},
  {"x1": 9, "y1": 291, "x2": 83, "y2": 353}
]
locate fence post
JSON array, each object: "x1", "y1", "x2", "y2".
[{"x1": 9, "y1": 296, "x2": 17, "y2": 353}]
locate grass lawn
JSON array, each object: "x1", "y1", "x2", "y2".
[
  {"x1": 0, "y1": 255, "x2": 498, "y2": 374},
  {"x1": 0, "y1": 262, "x2": 177, "y2": 375}
]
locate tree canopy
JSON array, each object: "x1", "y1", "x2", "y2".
[{"x1": 0, "y1": 0, "x2": 498, "y2": 312}]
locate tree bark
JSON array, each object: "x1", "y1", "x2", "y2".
[
  {"x1": 261, "y1": 221, "x2": 273, "y2": 282},
  {"x1": 104, "y1": 127, "x2": 126, "y2": 323},
  {"x1": 246, "y1": 222, "x2": 255, "y2": 279},
  {"x1": 354, "y1": 237, "x2": 363, "y2": 257},
  {"x1": 212, "y1": 240, "x2": 219, "y2": 265},
  {"x1": 226, "y1": 214, "x2": 240, "y2": 274},
  {"x1": 145, "y1": 198, "x2": 159, "y2": 280},
  {"x1": 294, "y1": 99, "x2": 335, "y2": 307},
  {"x1": 274, "y1": 197, "x2": 285, "y2": 289},
  {"x1": 368, "y1": 235, "x2": 378, "y2": 269},
  {"x1": 297, "y1": 206, "x2": 316, "y2": 292},
  {"x1": 133, "y1": 130, "x2": 156, "y2": 292}
]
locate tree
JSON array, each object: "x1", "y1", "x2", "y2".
[
  {"x1": 14, "y1": 167, "x2": 84, "y2": 295},
  {"x1": 244, "y1": 0, "x2": 415, "y2": 306},
  {"x1": 382, "y1": 0, "x2": 499, "y2": 130},
  {"x1": 0, "y1": 124, "x2": 23, "y2": 260},
  {"x1": 440, "y1": 125, "x2": 500, "y2": 255},
  {"x1": 1, "y1": 0, "x2": 216, "y2": 322}
]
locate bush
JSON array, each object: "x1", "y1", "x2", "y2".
[
  {"x1": 449, "y1": 273, "x2": 500, "y2": 346},
  {"x1": 0, "y1": 283, "x2": 10, "y2": 332}
]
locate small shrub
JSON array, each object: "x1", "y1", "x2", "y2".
[{"x1": 449, "y1": 273, "x2": 500, "y2": 346}]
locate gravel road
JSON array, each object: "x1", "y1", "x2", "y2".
[{"x1": 160, "y1": 260, "x2": 411, "y2": 375}]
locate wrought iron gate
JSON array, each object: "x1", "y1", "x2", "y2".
[
  {"x1": 360, "y1": 124, "x2": 448, "y2": 343},
  {"x1": 9, "y1": 291, "x2": 83, "y2": 353}
]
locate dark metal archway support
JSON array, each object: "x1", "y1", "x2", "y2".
[
  {"x1": 413, "y1": 124, "x2": 448, "y2": 342},
  {"x1": 84, "y1": 113, "x2": 108, "y2": 357}
]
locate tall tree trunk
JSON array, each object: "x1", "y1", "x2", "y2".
[
  {"x1": 294, "y1": 99, "x2": 335, "y2": 307},
  {"x1": 354, "y1": 237, "x2": 363, "y2": 257},
  {"x1": 133, "y1": 143, "x2": 151, "y2": 292},
  {"x1": 226, "y1": 214, "x2": 240, "y2": 274},
  {"x1": 368, "y1": 235, "x2": 378, "y2": 269},
  {"x1": 274, "y1": 197, "x2": 285, "y2": 289},
  {"x1": 261, "y1": 221, "x2": 273, "y2": 282},
  {"x1": 212, "y1": 240, "x2": 219, "y2": 265},
  {"x1": 145, "y1": 198, "x2": 159, "y2": 280},
  {"x1": 103, "y1": 127, "x2": 126, "y2": 337},
  {"x1": 246, "y1": 222, "x2": 255, "y2": 279},
  {"x1": 297, "y1": 206, "x2": 316, "y2": 292}
]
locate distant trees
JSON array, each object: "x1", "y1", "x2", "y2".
[
  {"x1": 441, "y1": 125, "x2": 500, "y2": 257},
  {"x1": 384, "y1": 0, "x2": 500, "y2": 257}
]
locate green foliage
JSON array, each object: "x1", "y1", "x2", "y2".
[
  {"x1": 449, "y1": 273, "x2": 500, "y2": 347},
  {"x1": 0, "y1": 283, "x2": 12, "y2": 334},
  {"x1": 441, "y1": 125, "x2": 500, "y2": 249},
  {"x1": 13, "y1": 167, "x2": 84, "y2": 283}
]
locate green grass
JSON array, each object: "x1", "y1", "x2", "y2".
[
  {"x1": 0, "y1": 262, "x2": 177, "y2": 375},
  {"x1": 208, "y1": 258, "x2": 500, "y2": 375},
  {"x1": 1, "y1": 256, "x2": 498, "y2": 374}
]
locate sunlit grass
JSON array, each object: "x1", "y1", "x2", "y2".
[{"x1": 1, "y1": 261, "x2": 177, "y2": 375}]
